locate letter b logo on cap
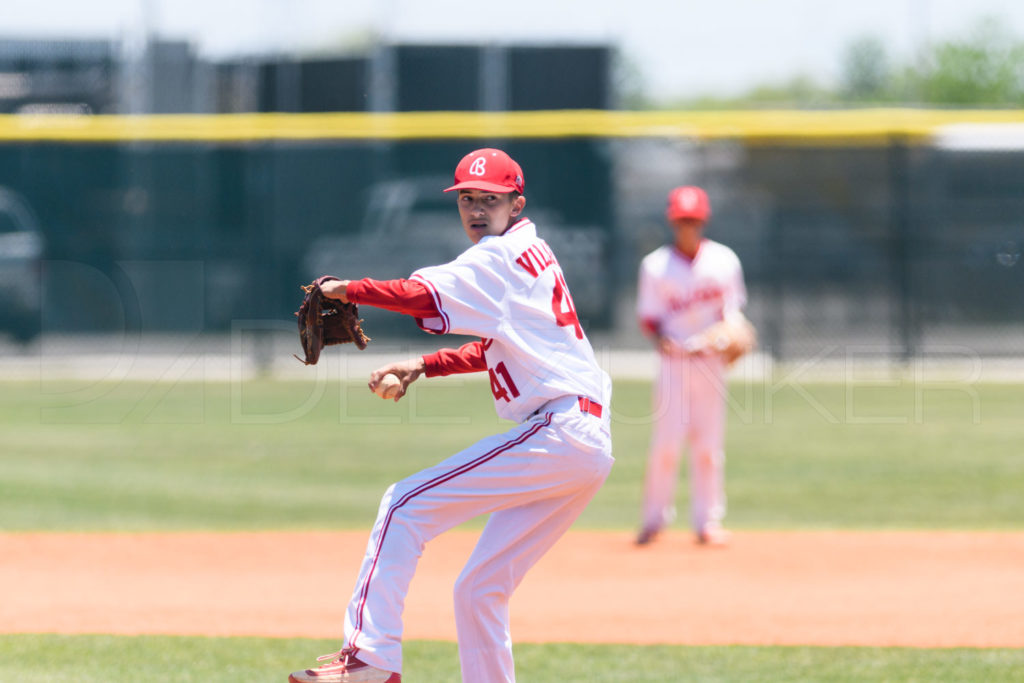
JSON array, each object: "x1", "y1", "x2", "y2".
[{"x1": 469, "y1": 157, "x2": 487, "y2": 176}]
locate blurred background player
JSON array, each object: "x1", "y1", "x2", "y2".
[
  {"x1": 288, "y1": 148, "x2": 614, "y2": 683},
  {"x1": 635, "y1": 185, "x2": 748, "y2": 547}
]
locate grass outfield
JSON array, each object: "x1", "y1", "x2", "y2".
[
  {"x1": 3, "y1": 635, "x2": 1024, "y2": 682},
  {"x1": 1, "y1": 378, "x2": 1021, "y2": 531}
]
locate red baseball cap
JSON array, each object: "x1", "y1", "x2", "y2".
[
  {"x1": 666, "y1": 186, "x2": 711, "y2": 221},
  {"x1": 444, "y1": 148, "x2": 525, "y2": 194}
]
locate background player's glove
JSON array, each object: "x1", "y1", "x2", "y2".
[
  {"x1": 294, "y1": 275, "x2": 370, "y2": 365},
  {"x1": 684, "y1": 316, "x2": 757, "y2": 365}
]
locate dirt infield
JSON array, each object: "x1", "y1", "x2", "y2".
[{"x1": 3, "y1": 530, "x2": 1023, "y2": 647}]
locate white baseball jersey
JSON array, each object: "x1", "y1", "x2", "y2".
[
  {"x1": 637, "y1": 239, "x2": 746, "y2": 344},
  {"x1": 411, "y1": 218, "x2": 610, "y2": 423}
]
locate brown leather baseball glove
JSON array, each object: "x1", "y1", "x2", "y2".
[
  {"x1": 685, "y1": 316, "x2": 757, "y2": 365},
  {"x1": 294, "y1": 275, "x2": 370, "y2": 365}
]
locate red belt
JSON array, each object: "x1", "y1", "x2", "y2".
[{"x1": 577, "y1": 396, "x2": 603, "y2": 418}]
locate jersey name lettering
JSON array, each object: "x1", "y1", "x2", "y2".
[
  {"x1": 515, "y1": 242, "x2": 557, "y2": 278},
  {"x1": 667, "y1": 285, "x2": 724, "y2": 312}
]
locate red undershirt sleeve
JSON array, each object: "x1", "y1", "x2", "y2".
[
  {"x1": 346, "y1": 278, "x2": 485, "y2": 376},
  {"x1": 346, "y1": 278, "x2": 439, "y2": 318},
  {"x1": 422, "y1": 341, "x2": 487, "y2": 377},
  {"x1": 639, "y1": 317, "x2": 661, "y2": 337}
]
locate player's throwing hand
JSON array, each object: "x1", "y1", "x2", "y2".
[{"x1": 367, "y1": 359, "x2": 425, "y2": 402}]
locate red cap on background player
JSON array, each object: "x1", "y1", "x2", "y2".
[
  {"x1": 666, "y1": 186, "x2": 711, "y2": 222},
  {"x1": 444, "y1": 148, "x2": 525, "y2": 194}
]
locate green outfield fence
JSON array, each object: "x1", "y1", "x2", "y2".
[{"x1": 0, "y1": 109, "x2": 1021, "y2": 359}]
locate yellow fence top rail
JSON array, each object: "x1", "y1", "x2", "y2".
[{"x1": 1, "y1": 109, "x2": 1023, "y2": 144}]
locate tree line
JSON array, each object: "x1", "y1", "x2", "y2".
[{"x1": 632, "y1": 16, "x2": 1024, "y2": 108}]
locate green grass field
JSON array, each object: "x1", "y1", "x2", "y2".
[
  {"x1": 2, "y1": 378, "x2": 1021, "y2": 531},
  {"x1": 2, "y1": 377, "x2": 1022, "y2": 681},
  {"x1": 3, "y1": 635, "x2": 1024, "y2": 683}
]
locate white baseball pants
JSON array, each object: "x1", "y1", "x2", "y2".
[
  {"x1": 641, "y1": 353, "x2": 728, "y2": 534},
  {"x1": 343, "y1": 397, "x2": 613, "y2": 682}
]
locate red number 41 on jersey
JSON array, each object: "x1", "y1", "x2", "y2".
[{"x1": 489, "y1": 361, "x2": 520, "y2": 403}]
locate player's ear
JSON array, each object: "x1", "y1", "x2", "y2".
[{"x1": 511, "y1": 194, "x2": 526, "y2": 216}]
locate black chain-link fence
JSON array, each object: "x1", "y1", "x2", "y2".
[
  {"x1": 615, "y1": 137, "x2": 1023, "y2": 360},
  {"x1": 0, "y1": 134, "x2": 1020, "y2": 362}
]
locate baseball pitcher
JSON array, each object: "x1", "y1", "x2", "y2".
[{"x1": 288, "y1": 149, "x2": 614, "y2": 683}]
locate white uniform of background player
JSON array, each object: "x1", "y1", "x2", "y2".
[
  {"x1": 635, "y1": 186, "x2": 747, "y2": 547},
  {"x1": 289, "y1": 149, "x2": 614, "y2": 683}
]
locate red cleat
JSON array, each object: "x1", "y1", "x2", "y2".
[{"x1": 288, "y1": 649, "x2": 400, "y2": 683}]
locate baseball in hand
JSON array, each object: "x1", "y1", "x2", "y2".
[{"x1": 373, "y1": 373, "x2": 402, "y2": 400}]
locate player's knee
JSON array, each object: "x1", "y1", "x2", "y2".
[
  {"x1": 454, "y1": 573, "x2": 508, "y2": 614},
  {"x1": 694, "y1": 448, "x2": 722, "y2": 468},
  {"x1": 373, "y1": 483, "x2": 398, "y2": 516},
  {"x1": 651, "y1": 443, "x2": 681, "y2": 466}
]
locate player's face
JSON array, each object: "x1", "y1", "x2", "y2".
[
  {"x1": 456, "y1": 189, "x2": 525, "y2": 244},
  {"x1": 671, "y1": 218, "x2": 705, "y2": 255}
]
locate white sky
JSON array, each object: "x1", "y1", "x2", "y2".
[{"x1": 4, "y1": 0, "x2": 1024, "y2": 99}]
